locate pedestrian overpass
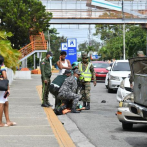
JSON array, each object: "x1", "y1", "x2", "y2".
[
  {"x1": 20, "y1": 0, "x2": 147, "y2": 68},
  {"x1": 42, "y1": 0, "x2": 147, "y2": 24}
]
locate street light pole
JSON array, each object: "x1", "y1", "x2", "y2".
[{"x1": 122, "y1": 0, "x2": 126, "y2": 60}]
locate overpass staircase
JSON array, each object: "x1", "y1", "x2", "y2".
[{"x1": 19, "y1": 32, "x2": 47, "y2": 62}]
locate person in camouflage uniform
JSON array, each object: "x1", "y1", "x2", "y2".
[
  {"x1": 40, "y1": 51, "x2": 52, "y2": 107},
  {"x1": 57, "y1": 69, "x2": 82, "y2": 113},
  {"x1": 78, "y1": 53, "x2": 96, "y2": 110}
]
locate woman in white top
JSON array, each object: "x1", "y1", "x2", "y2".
[
  {"x1": 0, "y1": 55, "x2": 16, "y2": 127},
  {"x1": 57, "y1": 51, "x2": 72, "y2": 75}
]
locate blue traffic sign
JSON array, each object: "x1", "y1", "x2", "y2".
[
  {"x1": 67, "y1": 38, "x2": 77, "y2": 64},
  {"x1": 61, "y1": 43, "x2": 68, "y2": 59}
]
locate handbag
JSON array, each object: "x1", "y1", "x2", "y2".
[{"x1": 0, "y1": 79, "x2": 9, "y2": 91}]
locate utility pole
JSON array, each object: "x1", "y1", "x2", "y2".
[
  {"x1": 47, "y1": 29, "x2": 50, "y2": 51},
  {"x1": 88, "y1": 24, "x2": 91, "y2": 46},
  {"x1": 122, "y1": 0, "x2": 126, "y2": 60},
  {"x1": 146, "y1": 29, "x2": 147, "y2": 56},
  {"x1": 146, "y1": 1, "x2": 147, "y2": 56}
]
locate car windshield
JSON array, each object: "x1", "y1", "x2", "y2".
[
  {"x1": 112, "y1": 62, "x2": 130, "y2": 71},
  {"x1": 92, "y1": 63, "x2": 109, "y2": 68}
]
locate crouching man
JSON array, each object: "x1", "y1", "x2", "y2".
[
  {"x1": 57, "y1": 69, "x2": 82, "y2": 113},
  {"x1": 49, "y1": 69, "x2": 72, "y2": 108}
]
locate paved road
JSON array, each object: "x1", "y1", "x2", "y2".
[{"x1": 65, "y1": 81, "x2": 147, "y2": 147}]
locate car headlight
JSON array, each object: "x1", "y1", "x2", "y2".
[
  {"x1": 122, "y1": 102, "x2": 129, "y2": 107},
  {"x1": 123, "y1": 93, "x2": 134, "y2": 102},
  {"x1": 119, "y1": 80, "x2": 125, "y2": 89},
  {"x1": 110, "y1": 75, "x2": 120, "y2": 81}
]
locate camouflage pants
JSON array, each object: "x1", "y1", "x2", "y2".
[
  {"x1": 42, "y1": 78, "x2": 50, "y2": 104},
  {"x1": 80, "y1": 82, "x2": 91, "y2": 102},
  {"x1": 57, "y1": 91, "x2": 81, "y2": 109}
]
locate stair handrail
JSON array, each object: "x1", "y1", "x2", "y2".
[
  {"x1": 19, "y1": 41, "x2": 35, "y2": 59},
  {"x1": 19, "y1": 32, "x2": 47, "y2": 60},
  {"x1": 40, "y1": 32, "x2": 47, "y2": 50}
]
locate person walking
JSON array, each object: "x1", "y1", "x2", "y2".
[
  {"x1": 40, "y1": 51, "x2": 52, "y2": 107},
  {"x1": 57, "y1": 69, "x2": 82, "y2": 113},
  {"x1": 57, "y1": 51, "x2": 72, "y2": 75},
  {"x1": 78, "y1": 53, "x2": 96, "y2": 110},
  {"x1": 0, "y1": 55, "x2": 16, "y2": 127}
]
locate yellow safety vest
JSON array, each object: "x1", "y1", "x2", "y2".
[{"x1": 78, "y1": 62, "x2": 92, "y2": 81}]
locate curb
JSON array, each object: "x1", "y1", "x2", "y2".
[{"x1": 36, "y1": 85, "x2": 76, "y2": 147}]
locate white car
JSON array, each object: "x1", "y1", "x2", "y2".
[
  {"x1": 117, "y1": 93, "x2": 147, "y2": 130},
  {"x1": 116, "y1": 78, "x2": 132, "y2": 102},
  {"x1": 105, "y1": 60, "x2": 130, "y2": 93}
]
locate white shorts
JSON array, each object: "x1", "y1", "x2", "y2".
[{"x1": 0, "y1": 91, "x2": 8, "y2": 104}]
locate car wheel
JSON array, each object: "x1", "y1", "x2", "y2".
[
  {"x1": 122, "y1": 123, "x2": 133, "y2": 130},
  {"x1": 108, "y1": 80, "x2": 113, "y2": 93}
]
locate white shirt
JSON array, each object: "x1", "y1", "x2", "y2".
[{"x1": 59, "y1": 59, "x2": 68, "y2": 75}]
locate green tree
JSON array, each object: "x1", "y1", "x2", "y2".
[
  {"x1": 0, "y1": 0, "x2": 52, "y2": 49},
  {"x1": 0, "y1": 30, "x2": 21, "y2": 71},
  {"x1": 78, "y1": 39, "x2": 100, "y2": 54},
  {"x1": 44, "y1": 29, "x2": 67, "y2": 65},
  {"x1": 125, "y1": 26, "x2": 146, "y2": 57},
  {"x1": 94, "y1": 25, "x2": 146, "y2": 60}
]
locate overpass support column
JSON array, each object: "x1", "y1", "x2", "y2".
[
  {"x1": 39, "y1": 53, "x2": 42, "y2": 67},
  {"x1": 34, "y1": 53, "x2": 36, "y2": 70},
  {"x1": 22, "y1": 59, "x2": 27, "y2": 68}
]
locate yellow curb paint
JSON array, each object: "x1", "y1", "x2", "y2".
[
  {"x1": 52, "y1": 69, "x2": 59, "y2": 73},
  {"x1": 36, "y1": 85, "x2": 76, "y2": 147}
]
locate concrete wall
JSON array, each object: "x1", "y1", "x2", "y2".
[
  {"x1": 6, "y1": 68, "x2": 14, "y2": 85},
  {"x1": 14, "y1": 71, "x2": 31, "y2": 79},
  {"x1": 6, "y1": 68, "x2": 31, "y2": 85}
]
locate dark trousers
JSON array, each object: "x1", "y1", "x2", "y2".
[{"x1": 49, "y1": 84, "x2": 61, "y2": 108}]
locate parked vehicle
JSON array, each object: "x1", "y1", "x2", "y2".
[
  {"x1": 117, "y1": 92, "x2": 147, "y2": 130},
  {"x1": 116, "y1": 77, "x2": 132, "y2": 102},
  {"x1": 105, "y1": 60, "x2": 130, "y2": 93},
  {"x1": 91, "y1": 61, "x2": 109, "y2": 81},
  {"x1": 128, "y1": 57, "x2": 147, "y2": 119}
]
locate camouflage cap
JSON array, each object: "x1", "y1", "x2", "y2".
[
  {"x1": 137, "y1": 51, "x2": 144, "y2": 55},
  {"x1": 74, "y1": 69, "x2": 81, "y2": 75},
  {"x1": 81, "y1": 52, "x2": 88, "y2": 58}
]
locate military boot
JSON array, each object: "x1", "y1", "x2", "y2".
[
  {"x1": 71, "y1": 104, "x2": 80, "y2": 113},
  {"x1": 41, "y1": 103, "x2": 49, "y2": 107},
  {"x1": 83, "y1": 102, "x2": 86, "y2": 107},
  {"x1": 85, "y1": 102, "x2": 90, "y2": 110},
  {"x1": 71, "y1": 108, "x2": 81, "y2": 113},
  {"x1": 46, "y1": 101, "x2": 53, "y2": 107}
]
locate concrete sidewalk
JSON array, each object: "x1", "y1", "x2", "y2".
[{"x1": 0, "y1": 75, "x2": 59, "y2": 147}]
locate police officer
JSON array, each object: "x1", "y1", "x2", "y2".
[
  {"x1": 78, "y1": 53, "x2": 96, "y2": 110},
  {"x1": 40, "y1": 51, "x2": 52, "y2": 107},
  {"x1": 57, "y1": 69, "x2": 82, "y2": 113}
]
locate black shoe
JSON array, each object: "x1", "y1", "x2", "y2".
[
  {"x1": 41, "y1": 103, "x2": 49, "y2": 107},
  {"x1": 71, "y1": 108, "x2": 80, "y2": 113},
  {"x1": 85, "y1": 102, "x2": 90, "y2": 110},
  {"x1": 83, "y1": 102, "x2": 86, "y2": 107},
  {"x1": 46, "y1": 102, "x2": 53, "y2": 107}
]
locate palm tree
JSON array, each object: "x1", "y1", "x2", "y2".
[{"x1": 0, "y1": 31, "x2": 21, "y2": 71}]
